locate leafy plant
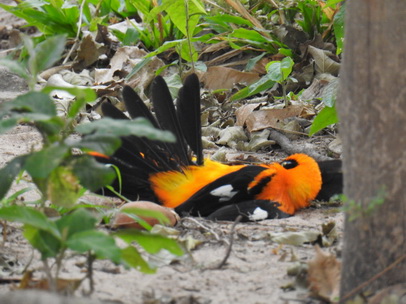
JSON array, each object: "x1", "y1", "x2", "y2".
[
  {"x1": 0, "y1": 0, "x2": 139, "y2": 38},
  {"x1": 230, "y1": 56, "x2": 295, "y2": 103},
  {"x1": 0, "y1": 35, "x2": 182, "y2": 292}
]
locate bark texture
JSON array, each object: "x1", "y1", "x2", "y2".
[{"x1": 338, "y1": 0, "x2": 406, "y2": 299}]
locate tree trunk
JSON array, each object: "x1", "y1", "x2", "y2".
[{"x1": 338, "y1": 0, "x2": 406, "y2": 300}]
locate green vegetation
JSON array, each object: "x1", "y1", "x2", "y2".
[{"x1": 0, "y1": 34, "x2": 181, "y2": 291}]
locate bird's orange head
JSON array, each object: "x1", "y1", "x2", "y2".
[{"x1": 252, "y1": 153, "x2": 322, "y2": 215}]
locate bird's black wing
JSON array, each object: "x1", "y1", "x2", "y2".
[
  {"x1": 175, "y1": 165, "x2": 274, "y2": 217},
  {"x1": 207, "y1": 200, "x2": 290, "y2": 222}
]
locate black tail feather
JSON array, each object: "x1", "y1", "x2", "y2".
[
  {"x1": 177, "y1": 73, "x2": 203, "y2": 165},
  {"x1": 316, "y1": 159, "x2": 343, "y2": 201},
  {"x1": 122, "y1": 86, "x2": 160, "y2": 128},
  {"x1": 151, "y1": 76, "x2": 191, "y2": 166},
  {"x1": 95, "y1": 74, "x2": 203, "y2": 202}
]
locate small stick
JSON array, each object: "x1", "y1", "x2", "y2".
[
  {"x1": 210, "y1": 215, "x2": 242, "y2": 270},
  {"x1": 181, "y1": 217, "x2": 223, "y2": 242}
]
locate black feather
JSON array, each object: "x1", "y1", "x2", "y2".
[
  {"x1": 151, "y1": 76, "x2": 191, "y2": 166},
  {"x1": 122, "y1": 86, "x2": 159, "y2": 128},
  {"x1": 316, "y1": 159, "x2": 343, "y2": 201},
  {"x1": 207, "y1": 200, "x2": 290, "y2": 221},
  {"x1": 176, "y1": 73, "x2": 203, "y2": 165}
]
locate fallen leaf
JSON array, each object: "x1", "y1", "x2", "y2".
[
  {"x1": 307, "y1": 245, "x2": 341, "y2": 303},
  {"x1": 19, "y1": 271, "x2": 82, "y2": 295},
  {"x1": 245, "y1": 105, "x2": 304, "y2": 132},
  {"x1": 247, "y1": 129, "x2": 276, "y2": 151},
  {"x1": 235, "y1": 103, "x2": 262, "y2": 126},
  {"x1": 308, "y1": 46, "x2": 340, "y2": 76},
  {"x1": 73, "y1": 33, "x2": 107, "y2": 70},
  {"x1": 202, "y1": 66, "x2": 260, "y2": 90},
  {"x1": 270, "y1": 230, "x2": 320, "y2": 246},
  {"x1": 216, "y1": 126, "x2": 248, "y2": 149}
]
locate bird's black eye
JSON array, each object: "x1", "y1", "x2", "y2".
[{"x1": 280, "y1": 159, "x2": 298, "y2": 169}]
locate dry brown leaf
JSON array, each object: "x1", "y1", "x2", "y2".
[
  {"x1": 73, "y1": 33, "x2": 107, "y2": 70},
  {"x1": 308, "y1": 46, "x2": 340, "y2": 76},
  {"x1": 235, "y1": 103, "x2": 262, "y2": 126},
  {"x1": 94, "y1": 46, "x2": 164, "y2": 93},
  {"x1": 205, "y1": 49, "x2": 244, "y2": 66},
  {"x1": 316, "y1": 0, "x2": 336, "y2": 20},
  {"x1": 307, "y1": 246, "x2": 341, "y2": 303},
  {"x1": 245, "y1": 105, "x2": 304, "y2": 132},
  {"x1": 19, "y1": 271, "x2": 82, "y2": 295},
  {"x1": 202, "y1": 66, "x2": 260, "y2": 90}
]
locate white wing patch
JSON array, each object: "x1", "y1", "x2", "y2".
[
  {"x1": 210, "y1": 185, "x2": 237, "y2": 202},
  {"x1": 248, "y1": 207, "x2": 269, "y2": 221}
]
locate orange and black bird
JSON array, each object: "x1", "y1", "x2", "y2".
[{"x1": 92, "y1": 74, "x2": 342, "y2": 221}]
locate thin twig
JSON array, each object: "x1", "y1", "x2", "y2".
[
  {"x1": 210, "y1": 215, "x2": 242, "y2": 270},
  {"x1": 339, "y1": 253, "x2": 406, "y2": 303},
  {"x1": 181, "y1": 217, "x2": 223, "y2": 242},
  {"x1": 43, "y1": 259, "x2": 57, "y2": 292},
  {"x1": 85, "y1": 252, "x2": 96, "y2": 296},
  {"x1": 62, "y1": 0, "x2": 85, "y2": 64}
]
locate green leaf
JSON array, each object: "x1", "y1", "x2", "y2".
[
  {"x1": 309, "y1": 105, "x2": 338, "y2": 136},
  {"x1": 76, "y1": 117, "x2": 176, "y2": 142},
  {"x1": 115, "y1": 229, "x2": 183, "y2": 256},
  {"x1": 333, "y1": 2, "x2": 345, "y2": 55},
  {"x1": 120, "y1": 246, "x2": 156, "y2": 273},
  {"x1": 0, "y1": 118, "x2": 18, "y2": 134},
  {"x1": 56, "y1": 208, "x2": 97, "y2": 239},
  {"x1": 42, "y1": 86, "x2": 96, "y2": 118},
  {"x1": 29, "y1": 34, "x2": 67, "y2": 76},
  {"x1": 47, "y1": 167, "x2": 82, "y2": 208},
  {"x1": 163, "y1": 0, "x2": 205, "y2": 36},
  {"x1": 0, "y1": 187, "x2": 32, "y2": 206},
  {"x1": 66, "y1": 230, "x2": 122, "y2": 263},
  {"x1": 266, "y1": 57, "x2": 294, "y2": 83},
  {"x1": 24, "y1": 144, "x2": 69, "y2": 179},
  {"x1": 24, "y1": 225, "x2": 62, "y2": 259},
  {"x1": 0, "y1": 205, "x2": 60, "y2": 238},
  {"x1": 0, "y1": 58, "x2": 29, "y2": 79},
  {"x1": 71, "y1": 156, "x2": 116, "y2": 191},
  {"x1": 75, "y1": 134, "x2": 121, "y2": 156},
  {"x1": 34, "y1": 116, "x2": 65, "y2": 140},
  {"x1": 123, "y1": 27, "x2": 140, "y2": 46},
  {"x1": 1, "y1": 91, "x2": 56, "y2": 116},
  {"x1": 230, "y1": 74, "x2": 276, "y2": 101},
  {"x1": 0, "y1": 156, "x2": 26, "y2": 200},
  {"x1": 245, "y1": 53, "x2": 266, "y2": 72}
]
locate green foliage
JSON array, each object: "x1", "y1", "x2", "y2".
[
  {"x1": 309, "y1": 77, "x2": 340, "y2": 135},
  {"x1": 333, "y1": 2, "x2": 346, "y2": 55},
  {"x1": 0, "y1": 206, "x2": 183, "y2": 272},
  {"x1": 0, "y1": 34, "x2": 184, "y2": 291},
  {"x1": 231, "y1": 56, "x2": 295, "y2": 103},
  {"x1": 309, "y1": 105, "x2": 338, "y2": 136}
]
